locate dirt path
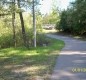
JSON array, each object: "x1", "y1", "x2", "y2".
[{"x1": 46, "y1": 34, "x2": 86, "y2": 80}]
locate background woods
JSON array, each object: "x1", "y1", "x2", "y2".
[
  {"x1": 0, "y1": 0, "x2": 44, "y2": 48},
  {"x1": 56, "y1": 0, "x2": 86, "y2": 36}
]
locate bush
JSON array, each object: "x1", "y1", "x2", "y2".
[
  {"x1": 0, "y1": 15, "x2": 49, "y2": 49},
  {"x1": 0, "y1": 34, "x2": 13, "y2": 48},
  {"x1": 36, "y1": 33, "x2": 52, "y2": 46},
  {"x1": 0, "y1": 27, "x2": 50, "y2": 49}
]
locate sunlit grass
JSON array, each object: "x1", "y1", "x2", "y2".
[{"x1": 0, "y1": 38, "x2": 64, "y2": 80}]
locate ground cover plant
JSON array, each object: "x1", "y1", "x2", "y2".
[{"x1": 0, "y1": 38, "x2": 64, "y2": 80}]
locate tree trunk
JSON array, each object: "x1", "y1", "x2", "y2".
[
  {"x1": 33, "y1": 0, "x2": 36, "y2": 47},
  {"x1": 17, "y1": 0, "x2": 27, "y2": 47},
  {"x1": 12, "y1": 0, "x2": 16, "y2": 47}
]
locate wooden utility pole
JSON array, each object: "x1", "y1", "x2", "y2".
[{"x1": 32, "y1": 0, "x2": 36, "y2": 47}]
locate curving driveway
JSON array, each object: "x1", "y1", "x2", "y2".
[{"x1": 46, "y1": 34, "x2": 86, "y2": 80}]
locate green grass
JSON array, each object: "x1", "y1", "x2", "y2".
[{"x1": 0, "y1": 38, "x2": 64, "y2": 80}]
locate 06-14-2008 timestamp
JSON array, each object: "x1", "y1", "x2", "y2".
[{"x1": 72, "y1": 68, "x2": 86, "y2": 72}]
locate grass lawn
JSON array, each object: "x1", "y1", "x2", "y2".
[{"x1": 0, "y1": 38, "x2": 64, "y2": 80}]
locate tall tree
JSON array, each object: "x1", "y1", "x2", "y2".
[
  {"x1": 12, "y1": 0, "x2": 16, "y2": 47},
  {"x1": 32, "y1": 0, "x2": 36, "y2": 47},
  {"x1": 17, "y1": 0, "x2": 27, "y2": 47}
]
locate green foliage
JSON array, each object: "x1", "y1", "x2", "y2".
[
  {"x1": 0, "y1": 6, "x2": 44, "y2": 49},
  {"x1": 0, "y1": 34, "x2": 13, "y2": 48},
  {"x1": 36, "y1": 33, "x2": 51, "y2": 46},
  {"x1": 0, "y1": 19, "x2": 13, "y2": 48},
  {"x1": 43, "y1": 9, "x2": 60, "y2": 24},
  {"x1": 56, "y1": 0, "x2": 86, "y2": 35},
  {"x1": 36, "y1": 11, "x2": 43, "y2": 32},
  {"x1": 0, "y1": 0, "x2": 51, "y2": 49}
]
